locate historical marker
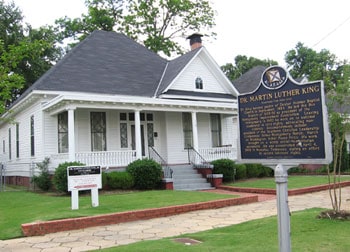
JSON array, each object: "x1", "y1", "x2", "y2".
[
  {"x1": 237, "y1": 66, "x2": 332, "y2": 252},
  {"x1": 237, "y1": 65, "x2": 332, "y2": 165}
]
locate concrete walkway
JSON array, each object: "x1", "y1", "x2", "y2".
[{"x1": 1, "y1": 187, "x2": 350, "y2": 252}]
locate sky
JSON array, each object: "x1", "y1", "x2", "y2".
[{"x1": 7, "y1": 0, "x2": 350, "y2": 67}]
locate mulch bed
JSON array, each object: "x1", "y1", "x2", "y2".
[{"x1": 318, "y1": 210, "x2": 350, "y2": 220}]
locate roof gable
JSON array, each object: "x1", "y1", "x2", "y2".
[{"x1": 158, "y1": 47, "x2": 238, "y2": 98}]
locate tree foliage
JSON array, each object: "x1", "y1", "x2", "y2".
[
  {"x1": 55, "y1": 0, "x2": 216, "y2": 57},
  {"x1": 221, "y1": 55, "x2": 277, "y2": 81},
  {"x1": 285, "y1": 42, "x2": 339, "y2": 91},
  {"x1": 0, "y1": 1, "x2": 62, "y2": 113},
  {"x1": 123, "y1": 0, "x2": 216, "y2": 56},
  {"x1": 326, "y1": 64, "x2": 350, "y2": 213},
  {"x1": 55, "y1": 0, "x2": 125, "y2": 44}
]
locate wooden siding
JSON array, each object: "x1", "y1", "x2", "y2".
[{"x1": 170, "y1": 57, "x2": 229, "y2": 94}]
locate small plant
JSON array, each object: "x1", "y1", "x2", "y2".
[
  {"x1": 211, "y1": 159, "x2": 235, "y2": 182},
  {"x1": 126, "y1": 159, "x2": 162, "y2": 189},
  {"x1": 106, "y1": 171, "x2": 134, "y2": 189},
  {"x1": 31, "y1": 157, "x2": 51, "y2": 191},
  {"x1": 53, "y1": 161, "x2": 85, "y2": 193},
  {"x1": 235, "y1": 164, "x2": 247, "y2": 180}
]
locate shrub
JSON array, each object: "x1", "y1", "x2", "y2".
[
  {"x1": 32, "y1": 157, "x2": 52, "y2": 191},
  {"x1": 126, "y1": 159, "x2": 162, "y2": 189},
  {"x1": 107, "y1": 171, "x2": 134, "y2": 189},
  {"x1": 258, "y1": 164, "x2": 274, "y2": 177},
  {"x1": 53, "y1": 161, "x2": 85, "y2": 193},
  {"x1": 102, "y1": 171, "x2": 108, "y2": 189},
  {"x1": 245, "y1": 163, "x2": 260, "y2": 178},
  {"x1": 211, "y1": 159, "x2": 235, "y2": 182},
  {"x1": 235, "y1": 164, "x2": 247, "y2": 180}
]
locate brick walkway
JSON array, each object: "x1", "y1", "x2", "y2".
[{"x1": 1, "y1": 187, "x2": 349, "y2": 252}]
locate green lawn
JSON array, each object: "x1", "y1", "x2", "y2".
[
  {"x1": 96, "y1": 208, "x2": 350, "y2": 252},
  {"x1": 227, "y1": 175, "x2": 350, "y2": 189},
  {"x1": 0, "y1": 190, "x2": 237, "y2": 240}
]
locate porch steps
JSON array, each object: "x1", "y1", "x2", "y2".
[{"x1": 170, "y1": 164, "x2": 214, "y2": 191}]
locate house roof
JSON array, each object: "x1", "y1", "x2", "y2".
[
  {"x1": 26, "y1": 31, "x2": 168, "y2": 97},
  {"x1": 10, "y1": 30, "x2": 237, "y2": 112},
  {"x1": 231, "y1": 65, "x2": 267, "y2": 94}
]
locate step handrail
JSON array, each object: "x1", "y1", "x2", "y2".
[
  {"x1": 148, "y1": 146, "x2": 173, "y2": 178},
  {"x1": 186, "y1": 147, "x2": 214, "y2": 169}
]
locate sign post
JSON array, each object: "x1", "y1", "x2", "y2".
[
  {"x1": 237, "y1": 66, "x2": 332, "y2": 252},
  {"x1": 67, "y1": 166, "x2": 102, "y2": 210}
]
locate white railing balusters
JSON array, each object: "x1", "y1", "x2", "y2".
[
  {"x1": 199, "y1": 146, "x2": 237, "y2": 161},
  {"x1": 74, "y1": 150, "x2": 136, "y2": 167}
]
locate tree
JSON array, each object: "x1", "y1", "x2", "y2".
[
  {"x1": 0, "y1": 0, "x2": 25, "y2": 49},
  {"x1": 326, "y1": 64, "x2": 350, "y2": 214},
  {"x1": 221, "y1": 55, "x2": 277, "y2": 81},
  {"x1": 0, "y1": 41, "x2": 24, "y2": 116},
  {"x1": 285, "y1": 42, "x2": 338, "y2": 91},
  {"x1": 55, "y1": 0, "x2": 125, "y2": 45},
  {"x1": 0, "y1": 1, "x2": 62, "y2": 111},
  {"x1": 123, "y1": 0, "x2": 216, "y2": 56},
  {"x1": 55, "y1": 0, "x2": 216, "y2": 57}
]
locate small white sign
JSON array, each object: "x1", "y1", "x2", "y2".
[{"x1": 67, "y1": 166, "x2": 102, "y2": 210}]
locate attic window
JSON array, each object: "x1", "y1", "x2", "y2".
[{"x1": 195, "y1": 77, "x2": 203, "y2": 89}]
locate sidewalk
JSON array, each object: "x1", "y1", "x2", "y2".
[{"x1": 1, "y1": 187, "x2": 349, "y2": 252}]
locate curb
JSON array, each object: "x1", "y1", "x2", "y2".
[
  {"x1": 22, "y1": 194, "x2": 258, "y2": 237},
  {"x1": 218, "y1": 181, "x2": 350, "y2": 196}
]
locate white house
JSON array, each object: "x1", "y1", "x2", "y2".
[{"x1": 0, "y1": 31, "x2": 239, "y2": 188}]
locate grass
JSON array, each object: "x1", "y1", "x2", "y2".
[
  {"x1": 96, "y1": 208, "x2": 350, "y2": 252},
  {"x1": 227, "y1": 175, "x2": 350, "y2": 189},
  {"x1": 0, "y1": 190, "x2": 237, "y2": 240}
]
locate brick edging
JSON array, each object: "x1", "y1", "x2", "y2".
[
  {"x1": 218, "y1": 181, "x2": 350, "y2": 196},
  {"x1": 21, "y1": 195, "x2": 258, "y2": 237}
]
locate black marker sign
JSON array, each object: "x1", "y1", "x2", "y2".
[{"x1": 238, "y1": 66, "x2": 332, "y2": 164}]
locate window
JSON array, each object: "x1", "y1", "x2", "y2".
[
  {"x1": 8, "y1": 128, "x2": 11, "y2": 160},
  {"x1": 195, "y1": 77, "x2": 203, "y2": 89},
  {"x1": 146, "y1": 113, "x2": 153, "y2": 121},
  {"x1": 182, "y1": 112, "x2": 193, "y2": 148},
  {"x1": 210, "y1": 114, "x2": 222, "y2": 147},
  {"x1": 30, "y1": 115, "x2": 35, "y2": 156},
  {"x1": 58, "y1": 112, "x2": 68, "y2": 153},
  {"x1": 120, "y1": 123, "x2": 128, "y2": 148},
  {"x1": 91, "y1": 112, "x2": 106, "y2": 151},
  {"x1": 16, "y1": 123, "x2": 19, "y2": 158},
  {"x1": 120, "y1": 113, "x2": 127, "y2": 121},
  {"x1": 147, "y1": 123, "x2": 154, "y2": 147},
  {"x1": 2, "y1": 140, "x2": 5, "y2": 154}
]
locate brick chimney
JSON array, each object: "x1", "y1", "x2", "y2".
[{"x1": 186, "y1": 33, "x2": 203, "y2": 50}]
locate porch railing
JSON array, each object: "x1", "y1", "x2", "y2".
[
  {"x1": 148, "y1": 146, "x2": 173, "y2": 178},
  {"x1": 75, "y1": 150, "x2": 137, "y2": 167},
  {"x1": 198, "y1": 146, "x2": 236, "y2": 161},
  {"x1": 187, "y1": 147, "x2": 213, "y2": 169}
]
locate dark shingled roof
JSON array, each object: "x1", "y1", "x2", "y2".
[
  {"x1": 14, "y1": 31, "x2": 227, "y2": 108},
  {"x1": 232, "y1": 65, "x2": 267, "y2": 94},
  {"x1": 29, "y1": 30, "x2": 168, "y2": 97}
]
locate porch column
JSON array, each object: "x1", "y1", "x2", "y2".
[
  {"x1": 134, "y1": 110, "x2": 142, "y2": 159},
  {"x1": 68, "y1": 108, "x2": 76, "y2": 161},
  {"x1": 191, "y1": 112, "x2": 199, "y2": 151}
]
